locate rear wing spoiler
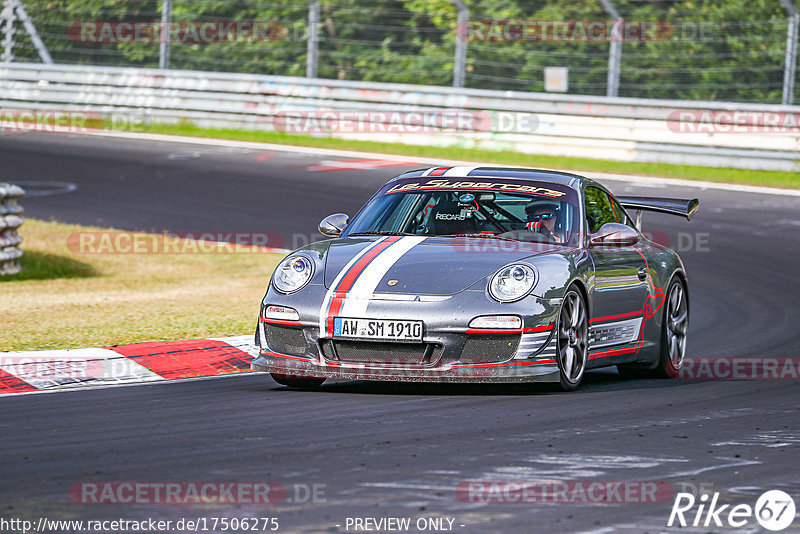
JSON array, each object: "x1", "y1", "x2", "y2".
[{"x1": 617, "y1": 197, "x2": 699, "y2": 227}]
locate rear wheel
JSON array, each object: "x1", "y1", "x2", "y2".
[
  {"x1": 270, "y1": 373, "x2": 325, "y2": 389},
  {"x1": 618, "y1": 276, "x2": 688, "y2": 379},
  {"x1": 656, "y1": 277, "x2": 689, "y2": 378},
  {"x1": 556, "y1": 287, "x2": 588, "y2": 391}
]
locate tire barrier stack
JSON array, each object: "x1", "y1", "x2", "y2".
[{"x1": 0, "y1": 183, "x2": 25, "y2": 275}]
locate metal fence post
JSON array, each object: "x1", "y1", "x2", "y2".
[
  {"x1": 1, "y1": 0, "x2": 15, "y2": 63},
  {"x1": 780, "y1": 0, "x2": 799, "y2": 105},
  {"x1": 13, "y1": 0, "x2": 51, "y2": 63},
  {"x1": 306, "y1": 0, "x2": 319, "y2": 78},
  {"x1": 599, "y1": 0, "x2": 622, "y2": 98},
  {"x1": 0, "y1": 183, "x2": 25, "y2": 276},
  {"x1": 159, "y1": 0, "x2": 172, "y2": 69},
  {"x1": 452, "y1": 0, "x2": 468, "y2": 88}
]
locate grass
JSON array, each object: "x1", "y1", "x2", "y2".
[
  {"x1": 139, "y1": 122, "x2": 800, "y2": 190},
  {"x1": 0, "y1": 219, "x2": 283, "y2": 351}
]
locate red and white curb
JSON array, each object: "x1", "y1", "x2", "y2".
[{"x1": 0, "y1": 335, "x2": 259, "y2": 396}]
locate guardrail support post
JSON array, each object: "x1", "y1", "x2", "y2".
[
  {"x1": 3, "y1": 0, "x2": 51, "y2": 64},
  {"x1": 306, "y1": 0, "x2": 320, "y2": 78},
  {"x1": 13, "y1": 0, "x2": 50, "y2": 63},
  {"x1": 1, "y1": 0, "x2": 15, "y2": 63},
  {"x1": 599, "y1": 0, "x2": 622, "y2": 97},
  {"x1": 452, "y1": 0, "x2": 468, "y2": 88},
  {"x1": 159, "y1": 0, "x2": 172, "y2": 69},
  {"x1": 780, "y1": 0, "x2": 799, "y2": 105}
]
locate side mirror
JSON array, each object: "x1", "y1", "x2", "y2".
[
  {"x1": 589, "y1": 223, "x2": 639, "y2": 247},
  {"x1": 318, "y1": 213, "x2": 349, "y2": 237}
]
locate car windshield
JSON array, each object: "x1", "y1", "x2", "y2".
[{"x1": 345, "y1": 178, "x2": 580, "y2": 245}]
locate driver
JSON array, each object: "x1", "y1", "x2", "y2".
[{"x1": 525, "y1": 200, "x2": 562, "y2": 243}]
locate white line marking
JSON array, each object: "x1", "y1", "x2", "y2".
[{"x1": 0, "y1": 371, "x2": 263, "y2": 398}]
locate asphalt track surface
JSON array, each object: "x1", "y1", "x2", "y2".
[{"x1": 2, "y1": 133, "x2": 800, "y2": 533}]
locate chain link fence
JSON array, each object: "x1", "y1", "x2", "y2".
[{"x1": 1, "y1": 0, "x2": 798, "y2": 105}]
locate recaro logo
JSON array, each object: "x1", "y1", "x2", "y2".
[
  {"x1": 435, "y1": 213, "x2": 466, "y2": 221},
  {"x1": 667, "y1": 490, "x2": 795, "y2": 531}
]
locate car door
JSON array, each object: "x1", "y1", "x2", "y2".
[{"x1": 584, "y1": 186, "x2": 650, "y2": 362}]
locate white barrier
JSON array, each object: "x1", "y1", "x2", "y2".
[
  {"x1": 0, "y1": 183, "x2": 24, "y2": 275},
  {"x1": 1, "y1": 63, "x2": 798, "y2": 172}
]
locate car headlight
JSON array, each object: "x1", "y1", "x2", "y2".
[
  {"x1": 272, "y1": 255, "x2": 314, "y2": 294},
  {"x1": 489, "y1": 264, "x2": 537, "y2": 303}
]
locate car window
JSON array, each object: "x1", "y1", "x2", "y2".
[
  {"x1": 609, "y1": 195, "x2": 634, "y2": 228},
  {"x1": 346, "y1": 185, "x2": 581, "y2": 245},
  {"x1": 584, "y1": 186, "x2": 617, "y2": 234}
]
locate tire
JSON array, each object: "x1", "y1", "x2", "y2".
[
  {"x1": 270, "y1": 373, "x2": 325, "y2": 389},
  {"x1": 653, "y1": 276, "x2": 689, "y2": 378},
  {"x1": 617, "y1": 276, "x2": 688, "y2": 379},
  {"x1": 555, "y1": 286, "x2": 589, "y2": 391}
]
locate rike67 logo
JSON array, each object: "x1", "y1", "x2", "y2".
[{"x1": 668, "y1": 490, "x2": 796, "y2": 531}]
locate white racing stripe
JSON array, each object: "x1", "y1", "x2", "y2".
[
  {"x1": 339, "y1": 236, "x2": 427, "y2": 318},
  {"x1": 318, "y1": 237, "x2": 390, "y2": 339},
  {"x1": 442, "y1": 166, "x2": 478, "y2": 177}
]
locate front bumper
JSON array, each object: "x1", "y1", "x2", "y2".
[
  {"x1": 252, "y1": 283, "x2": 564, "y2": 383},
  {"x1": 251, "y1": 351, "x2": 560, "y2": 383}
]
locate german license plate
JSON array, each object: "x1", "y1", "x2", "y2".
[{"x1": 333, "y1": 317, "x2": 423, "y2": 342}]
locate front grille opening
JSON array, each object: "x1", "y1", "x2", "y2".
[
  {"x1": 264, "y1": 323, "x2": 307, "y2": 356},
  {"x1": 460, "y1": 335, "x2": 520, "y2": 364},
  {"x1": 328, "y1": 340, "x2": 440, "y2": 367}
]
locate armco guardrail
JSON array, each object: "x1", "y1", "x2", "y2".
[
  {"x1": 1, "y1": 63, "x2": 798, "y2": 172},
  {"x1": 0, "y1": 184, "x2": 24, "y2": 276}
]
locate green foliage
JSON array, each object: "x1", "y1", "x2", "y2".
[{"x1": 10, "y1": 0, "x2": 798, "y2": 103}]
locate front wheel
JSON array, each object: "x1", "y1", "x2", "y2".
[
  {"x1": 270, "y1": 373, "x2": 325, "y2": 389},
  {"x1": 555, "y1": 287, "x2": 588, "y2": 391}
]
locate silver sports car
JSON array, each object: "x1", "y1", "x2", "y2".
[{"x1": 251, "y1": 167, "x2": 698, "y2": 391}]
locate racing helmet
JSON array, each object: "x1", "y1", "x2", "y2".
[{"x1": 524, "y1": 199, "x2": 562, "y2": 229}]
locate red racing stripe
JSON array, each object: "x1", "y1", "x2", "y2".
[
  {"x1": 0, "y1": 368, "x2": 39, "y2": 394},
  {"x1": 591, "y1": 310, "x2": 643, "y2": 324},
  {"x1": 260, "y1": 317, "x2": 303, "y2": 327},
  {"x1": 326, "y1": 236, "x2": 402, "y2": 334},
  {"x1": 588, "y1": 344, "x2": 642, "y2": 360},
  {"x1": 428, "y1": 166, "x2": 453, "y2": 177},
  {"x1": 107, "y1": 339, "x2": 252, "y2": 379},
  {"x1": 465, "y1": 328, "x2": 523, "y2": 334},
  {"x1": 523, "y1": 325, "x2": 553, "y2": 333}
]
